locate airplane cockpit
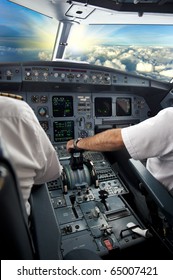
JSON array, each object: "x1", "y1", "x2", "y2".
[{"x1": 1, "y1": 0, "x2": 173, "y2": 261}]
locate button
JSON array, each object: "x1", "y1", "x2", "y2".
[{"x1": 103, "y1": 239, "x2": 113, "y2": 250}]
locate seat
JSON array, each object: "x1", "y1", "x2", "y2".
[
  {"x1": 0, "y1": 139, "x2": 34, "y2": 260},
  {"x1": 128, "y1": 158, "x2": 173, "y2": 255},
  {"x1": 29, "y1": 184, "x2": 63, "y2": 260}
]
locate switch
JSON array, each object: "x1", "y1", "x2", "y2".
[{"x1": 103, "y1": 238, "x2": 113, "y2": 250}]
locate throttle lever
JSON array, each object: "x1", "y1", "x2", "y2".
[{"x1": 69, "y1": 149, "x2": 84, "y2": 170}]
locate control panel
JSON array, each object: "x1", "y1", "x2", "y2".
[
  {"x1": 0, "y1": 62, "x2": 151, "y2": 147},
  {"x1": 0, "y1": 61, "x2": 150, "y2": 85},
  {"x1": 48, "y1": 151, "x2": 147, "y2": 257},
  {"x1": 23, "y1": 65, "x2": 112, "y2": 85},
  {"x1": 19, "y1": 91, "x2": 150, "y2": 149}
]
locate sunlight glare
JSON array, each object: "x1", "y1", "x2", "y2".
[{"x1": 67, "y1": 24, "x2": 102, "y2": 53}]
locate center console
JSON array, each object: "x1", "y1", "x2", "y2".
[{"x1": 48, "y1": 150, "x2": 149, "y2": 257}]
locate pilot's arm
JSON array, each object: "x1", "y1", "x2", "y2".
[
  {"x1": 66, "y1": 128, "x2": 125, "y2": 152},
  {"x1": 67, "y1": 107, "x2": 173, "y2": 159},
  {"x1": 66, "y1": 107, "x2": 173, "y2": 196}
]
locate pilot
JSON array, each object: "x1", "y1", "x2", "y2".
[
  {"x1": 67, "y1": 107, "x2": 173, "y2": 197},
  {"x1": 0, "y1": 94, "x2": 63, "y2": 216}
]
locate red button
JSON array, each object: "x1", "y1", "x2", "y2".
[{"x1": 103, "y1": 239, "x2": 113, "y2": 250}]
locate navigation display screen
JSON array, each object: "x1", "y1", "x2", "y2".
[
  {"x1": 53, "y1": 121, "x2": 74, "y2": 142},
  {"x1": 116, "y1": 97, "x2": 132, "y2": 116},
  {"x1": 52, "y1": 96, "x2": 73, "y2": 117},
  {"x1": 95, "y1": 97, "x2": 112, "y2": 117}
]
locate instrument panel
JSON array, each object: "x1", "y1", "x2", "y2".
[
  {"x1": 0, "y1": 61, "x2": 150, "y2": 87},
  {"x1": 1, "y1": 61, "x2": 170, "y2": 258},
  {"x1": 20, "y1": 91, "x2": 150, "y2": 150},
  {"x1": 1, "y1": 60, "x2": 169, "y2": 151}
]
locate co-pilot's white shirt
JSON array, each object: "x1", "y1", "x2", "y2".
[
  {"x1": 122, "y1": 107, "x2": 173, "y2": 195},
  {"x1": 0, "y1": 96, "x2": 63, "y2": 215}
]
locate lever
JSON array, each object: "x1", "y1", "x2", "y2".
[
  {"x1": 69, "y1": 194, "x2": 76, "y2": 206},
  {"x1": 69, "y1": 150, "x2": 84, "y2": 170},
  {"x1": 69, "y1": 194, "x2": 78, "y2": 218},
  {"x1": 99, "y1": 190, "x2": 109, "y2": 211},
  {"x1": 126, "y1": 222, "x2": 151, "y2": 238},
  {"x1": 92, "y1": 206, "x2": 100, "y2": 218}
]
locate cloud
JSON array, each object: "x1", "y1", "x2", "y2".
[
  {"x1": 65, "y1": 45, "x2": 173, "y2": 81},
  {"x1": 38, "y1": 51, "x2": 51, "y2": 60},
  {"x1": 136, "y1": 62, "x2": 154, "y2": 73},
  {"x1": 159, "y1": 69, "x2": 173, "y2": 78},
  {"x1": 104, "y1": 58, "x2": 126, "y2": 71}
]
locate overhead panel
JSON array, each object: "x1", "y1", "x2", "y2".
[{"x1": 9, "y1": 0, "x2": 173, "y2": 24}]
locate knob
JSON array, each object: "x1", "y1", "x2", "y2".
[{"x1": 92, "y1": 206, "x2": 100, "y2": 218}]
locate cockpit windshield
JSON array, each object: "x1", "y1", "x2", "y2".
[
  {"x1": 1, "y1": 0, "x2": 173, "y2": 82},
  {"x1": 64, "y1": 24, "x2": 173, "y2": 82},
  {"x1": 0, "y1": 0, "x2": 58, "y2": 62}
]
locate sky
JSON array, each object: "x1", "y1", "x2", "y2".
[
  {"x1": 0, "y1": 0, "x2": 58, "y2": 60},
  {"x1": 0, "y1": 0, "x2": 173, "y2": 81},
  {"x1": 67, "y1": 23, "x2": 173, "y2": 50}
]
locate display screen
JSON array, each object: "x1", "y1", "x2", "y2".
[
  {"x1": 95, "y1": 97, "x2": 112, "y2": 117},
  {"x1": 52, "y1": 96, "x2": 73, "y2": 117},
  {"x1": 53, "y1": 121, "x2": 74, "y2": 142},
  {"x1": 116, "y1": 98, "x2": 131, "y2": 116}
]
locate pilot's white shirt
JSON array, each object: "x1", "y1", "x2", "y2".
[
  {"x1": 122, "y1": 107, "x2": 173, "y2": 195},
  {"x1": 0, "y1": 96, "x2": 63, "y2": 215}
]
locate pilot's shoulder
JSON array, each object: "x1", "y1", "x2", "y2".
[
  {"x1": 0, "y1": 95, "x2": 35, "y2": 119},
  {"x1": 158, "y1": 107, "x2": 173, "y2": 117}
]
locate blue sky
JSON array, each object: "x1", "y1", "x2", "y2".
[
  {"x1": 0, "y1": 0, "x2": 57, "y2": 50},
  {"x1": 81, "y1": 24, "x2": 173, "y2": 47}
]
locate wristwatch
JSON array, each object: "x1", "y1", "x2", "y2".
[{"x1": 73, "y1": 138, "x2": 82, "y2": 150}]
